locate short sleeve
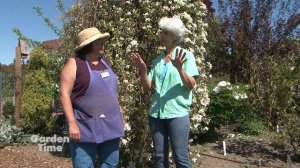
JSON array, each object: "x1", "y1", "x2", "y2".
[{"x1": 184, "y1": 52, "x2": 199, "y2": 78}]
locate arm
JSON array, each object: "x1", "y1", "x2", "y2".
[
  {"x1": 59, "y1": 57, "x2": 80, "y2": 142},
  {"x1": 140, "y1": 68, "x2": 152, "y2": 90},
  {"x1": 177, "y1": 67, "x2": 196, "y2": 90},
  {"x1": 131, "y1": 52, "x2": 152, "y2": 90},
  {"x1": 120, "y1": 105, "x2": 125, "y2": 127},
  {"x1": 169, "y1": 49, "x2": 196, "y2": 90}
]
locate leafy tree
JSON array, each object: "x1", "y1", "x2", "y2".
[
  {"x1": 208, "y1": 0, "x2": 300, "y2": 123},
  {"x1": 205, "y1": 15, "x2": 230, "y2": 77},
  {"x1": 205, "y1": 0, "x2": 300, "y2": 154}
]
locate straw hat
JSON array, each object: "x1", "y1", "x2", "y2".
[{"x1": 74, "y1": 27, "x2": 110, "y2": 51}]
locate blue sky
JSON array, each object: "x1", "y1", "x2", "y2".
[{"x1": 0, "y1": 0, "x2": 74, "y2": 65}]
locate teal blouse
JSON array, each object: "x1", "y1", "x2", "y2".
[{"x1": 148, "y1": 46, "x2": 199, "y2": 119}]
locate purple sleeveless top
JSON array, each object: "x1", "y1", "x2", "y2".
[
  {"x1": 71, "y1": 56, "x2": 110, "y2": 102},
  {"x1": 71, "y1": 57, "x2": 124, "y2": 143}
]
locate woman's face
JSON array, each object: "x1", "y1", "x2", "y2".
[
  {"x1": 159, "y1": 29, "x2": 177, "y2": 47},
  {"x1": 92, "y1": 39, "x2": 105, "y2": 55}
]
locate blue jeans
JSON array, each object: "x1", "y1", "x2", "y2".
[
  {"x1": 149, "y1": 116, "x2": 191, "y2": 168},
  {"x1": 69, "y1": 138, "x2": 120, "y2": 168}
]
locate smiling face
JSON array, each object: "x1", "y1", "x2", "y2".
[{"x1": 159, "y1": 29, "x2": 177, "y2": 48}]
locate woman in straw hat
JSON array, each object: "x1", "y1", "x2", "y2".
[
  {"x1": 60, "y1": 27, "x2": 124, "y2": 168},
  {"x1": 131, "y1": 16, "x2": 199, "y2": 168}
]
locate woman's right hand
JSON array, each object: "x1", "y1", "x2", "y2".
[
  {"x1": 131, "y1": 52, "x2": 147, "y2": 72},
  {"x1": 68, "y1": 122, "x2": 80, "y2": 142}
]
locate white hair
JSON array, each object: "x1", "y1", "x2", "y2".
[{"x1": 158, "y1": 16, "x2": 186, "y2": 42}]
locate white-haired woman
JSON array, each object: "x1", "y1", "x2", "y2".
[{"x1": 131, "y1": 16, "x2": 199, "y2": 168}]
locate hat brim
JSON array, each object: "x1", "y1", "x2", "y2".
[{"x1": 73, "y1": 33, "x2": 110, "y2": 52}]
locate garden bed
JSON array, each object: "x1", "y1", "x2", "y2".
[{"x1": 1, "y1": 133, "x2": 299, "y2": 168}]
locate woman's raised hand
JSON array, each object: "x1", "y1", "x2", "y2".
[
  {"x1": 131, "y1": 52, "x2": 147, "y2": 72},
  {"x1": 168, "y1": 48, "x2": 186, "y2": 70}
]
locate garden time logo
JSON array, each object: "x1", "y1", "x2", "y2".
[{"x1": 31, "y1": 134, "x2": 69, "y2": 152}]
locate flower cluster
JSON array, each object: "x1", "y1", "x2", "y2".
[
  {"x1": 126, "y1": 40, "x2": 138, "y2": 53},
  {"x1": 213, "y1": 81, "x2": 249, "y2": 100},
  {"x1": 213, "y1": 81, "x2": 231, "y2": 93}
]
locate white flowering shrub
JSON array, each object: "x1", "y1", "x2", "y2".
[
  {"x1": 58, "y1": 0, "x2": 209, "y2": 167},
  {"x1": 206, "y1": 81, "x2": 254, "y2": 129}
]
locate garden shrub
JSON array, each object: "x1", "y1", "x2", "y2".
[
  {"x1": 270, "y1": 113, "x2": 300, "y2": 155},
  {"x1": 206, "y1": 81, "x2": 254, "y2": 129},
  {"x1": 2, "y1": 101, "x2": 14, "y2": 119},
  {"x1": 21, "y1": 47, "x2": 56, "y2": 135},
  {"x1": 283, "y1": 113, "x2": 300, "y2": 155},
  {"x1": 268, "y1": 53, "x2": 300, "y2": 155},
  {"x1": 234, "y1": 119, "x2": 265, "y2": 135}
]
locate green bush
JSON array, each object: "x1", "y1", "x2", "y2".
[
  {"x1": 21, "y1": 47, "x2": 56, "y2": 135},
  {"x1": 284, "y1": 113, "x2": 300, "y2": 155},
  {"x1": 269, "y1": 113, "x2": 300, "y2": 155},
  {"x1": 268, "y1": 54, "x2": 300, "y2": 155},
  {"x1": 2, "y1": 101, "x2": 14, "y2": 119},
  {"x1": 234, "y1": 119, "x2": 265, "y2": 135},
  {"x1": 207, "y1": 81, "x2": 253, "y2": 128}
]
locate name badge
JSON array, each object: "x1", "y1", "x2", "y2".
[{"x1": 101, "y1": 71, "x2": 110, "y2": 78}]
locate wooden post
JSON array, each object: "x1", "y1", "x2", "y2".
[
  {"x1": 14, "y1": 46, "x2": 22, "y2": 127},
  {"x1": 14, "y1": 39, "x2": 29, "y2": 127}
]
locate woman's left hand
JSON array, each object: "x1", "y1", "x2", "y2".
[{"x1": 168, "y1": 48, "x2": 186, "y2": 70}]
